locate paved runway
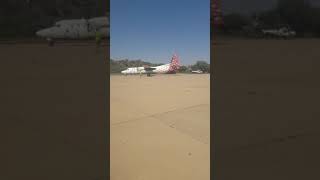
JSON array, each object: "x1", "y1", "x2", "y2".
[
  {"x1": 213, "y1": 38, "x2": 320, "y2": 179},
  {"x1": 0, "y1": 43, "x2": 107, "y2": 180},
  {"x1": 110, "y1": 74, "x2": 210, "y2": 180}
]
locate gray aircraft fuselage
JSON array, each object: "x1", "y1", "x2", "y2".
[{"x1": 36, "y1": 17, "x2": 109, "y2": 39}]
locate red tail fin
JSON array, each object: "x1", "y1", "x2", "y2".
[{"x1": 169, "y1": 53, "x2": 180, "y2": 72}]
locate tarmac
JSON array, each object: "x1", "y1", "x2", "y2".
[
  {"x1": 213, "y1": 38, "x2": 320, "y2": 179},
  {"x1": 3, "y1": 38, "x2": 320, "y2": 179},
  {"x1": 0, "y1": 43, "x2": 108, "y2": 180},
  {"x1": 110, "y1": 74, "x2": 210, "y2": 180}
]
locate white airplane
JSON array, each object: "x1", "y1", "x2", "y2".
[
  {"x1": 192, "y1": 70, "x2": 203, "y2": 74},
  {"x1": 121, "y1": 54, "x2": 181, "y2": 76},
  {"x1": 262, "y1": 27, "x2": 296, "y2": 38},
  {"x1": 36, "y1": 17, "x2": 109, "y2": 40}
]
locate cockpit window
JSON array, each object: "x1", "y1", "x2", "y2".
[{"x1": 55, "y1": 24, "x2": 61, "y2": 27}]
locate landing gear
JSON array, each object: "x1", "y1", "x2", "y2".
[
  {"x1": 47, "y1": 38, "x2": 55, "y2": 46},
  {"x1": 147, "y1": 73, "x2": 151, "y2": 77}
]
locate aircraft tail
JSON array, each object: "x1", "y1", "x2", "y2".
[{"x1": 168, "y1": 53, "x2": 180, "y2": 72}]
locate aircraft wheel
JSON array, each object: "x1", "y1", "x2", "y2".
[{"x1": 47, "y1": 38, "x2": 55, "y2": 46}]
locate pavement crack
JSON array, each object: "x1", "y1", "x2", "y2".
[{"x1": 111, "y1": 104, "x2": 209, "y2": 127}]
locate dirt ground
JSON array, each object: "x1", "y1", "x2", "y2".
[
  {"x1": 213, "y1": 38, "x2": 320, "y2": 179},
  {"x1": 0, "y1": 43, "x2": 108, "y2": 180},
  {"x1": 110, "y1": 74, "x2": 210, "y2": 180}
]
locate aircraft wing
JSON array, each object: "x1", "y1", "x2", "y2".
[{"x1": 144, "y1": 67, "x2": 156, "y2": 71}]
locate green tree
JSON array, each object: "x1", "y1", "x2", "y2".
[
  {"x1": 178, "y1": 65, "x2": 188, "y2": 73},
  {"x1": 274, "y1": 0, "x2": 311, "y2": 35},
  {"x1": 223, "y1": 13, "x2": 251, "y2": 33},
  {"x1": 191, "y1": 61, "x2": 210, "y2": 73}
]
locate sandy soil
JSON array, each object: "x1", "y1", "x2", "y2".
[
  {"x1": 0, "y1": 43, "x2": 108, "y2": 180},
  {"x1": 110, "y1": 74, "x2": 210, "y2": 180},
  {"x1": 213, "y1": 38, "x2": 320, "y2": 179}
]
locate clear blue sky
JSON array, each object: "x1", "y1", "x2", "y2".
[{"x1": 111, "y1": 0, "x2": 210, "y2": 65}]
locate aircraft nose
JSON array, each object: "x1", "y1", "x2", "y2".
[
  {"x1": 36, "y1": 29, "x2": 50, "y2": 37},
  {"x1": 36, "y1": 30, "x2": 45, "y2": 37}
]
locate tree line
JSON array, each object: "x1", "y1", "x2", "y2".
[
  {"x1": 220, "y1": 0, "x2": 320, "y2": 37},
  {"x1": 110, "y1": 59, "x2": 210, "y2": 73}
]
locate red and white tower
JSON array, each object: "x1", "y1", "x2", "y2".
[{"x1": 211, "y1": 0, "x2": 223, "y2": 27}]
